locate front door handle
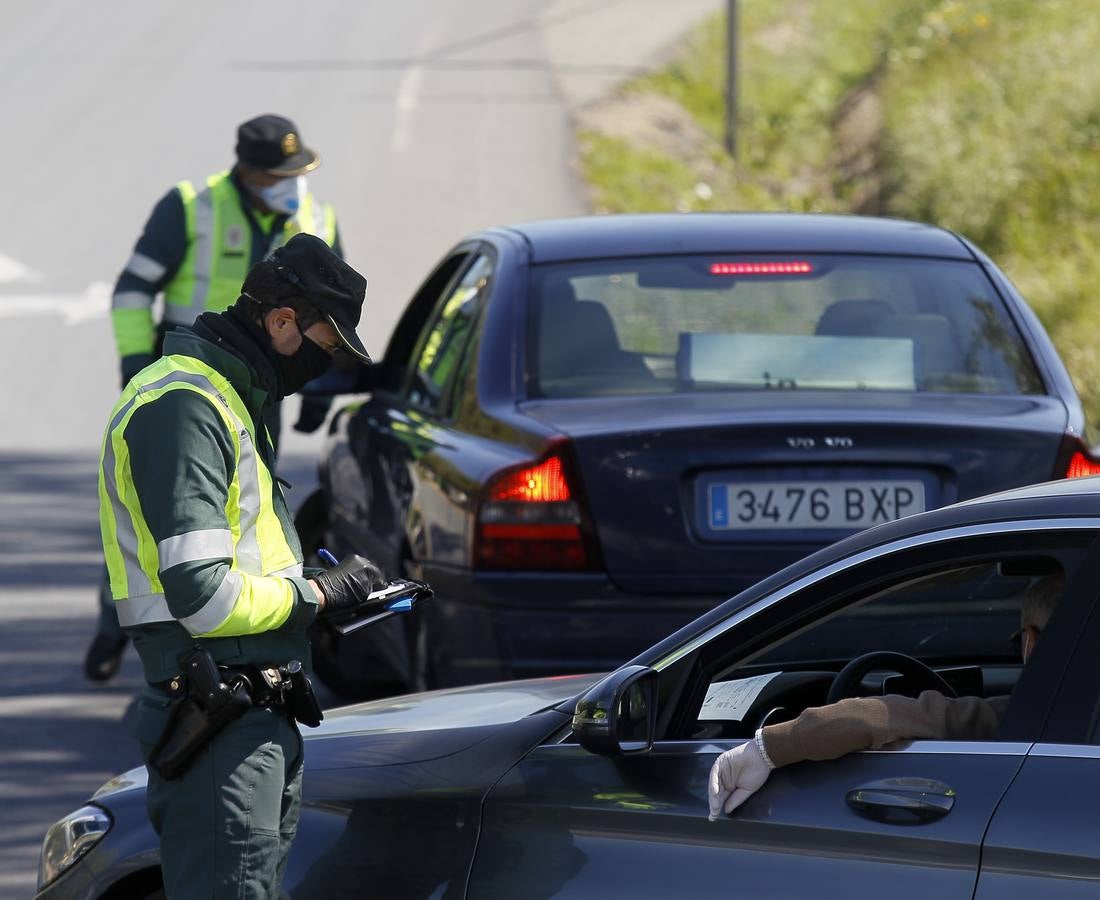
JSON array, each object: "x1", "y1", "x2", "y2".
[{"x1": 846, "y1": 777, "x2": 955, "y2": 824}]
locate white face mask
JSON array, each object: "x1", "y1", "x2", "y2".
[{"x1": 257, "y1": 176, "x2": 305, "y2": 215}]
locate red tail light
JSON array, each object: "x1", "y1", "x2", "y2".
[
  {"x1": 1063, "y1": 449, "x2": 1100, "y2": 479},
  {"x1": 475, "y1": 447, "x2": 601, "y2": 571},
  {"x1": 1055, "y1": 435, "x2": 1100, "y2": 479}
]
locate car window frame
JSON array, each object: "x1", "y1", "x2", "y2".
[
  {"x1": 1031, "y1": 553, "x2": 1100, "y2": 744},
  {"x1": 402, "y1": 244, "x2": 496, "y2": 419},
  {"x1": 980, "y1": 262, "x2": 1059, "y2": 398},
  {"x1": 371, "y1": 247, "x2": 476, "y2": 397},
  {"x1": 648, "y1": 523, "x2": 1100, "y2": 745}
]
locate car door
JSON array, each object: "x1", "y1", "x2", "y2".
[
  {"x1": 353, "y1": 245, "x2": 491, "y2": 575},
  {"x1": 974, "y1": 568, "x2": 1100, "y2": 898},
  {"x1": 468, "y1": 527, "x2": 1100, "y2": 899}
]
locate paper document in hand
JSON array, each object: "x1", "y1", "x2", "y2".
[{"x1": 698, "y1": 672, "x2": 782, "y2": 721}]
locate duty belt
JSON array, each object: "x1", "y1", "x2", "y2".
[
  {"x1": 155, "y1": 662, "x2": 302, "y2": 710},
  {"x1": 147, "y1": 649, "x2": 323, "y2": 781}
]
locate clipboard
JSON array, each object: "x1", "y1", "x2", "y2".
[{"x1": 327, "y1": 578, "x2": 433, "y2": 637}]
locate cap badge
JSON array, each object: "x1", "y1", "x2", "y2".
[{"x1": 282, "y1": 132, "x2": 300, "y2": 156}]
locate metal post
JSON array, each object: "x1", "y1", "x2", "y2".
[{"x1": 725, "y1": 0, "x2": 738, "y2": 160}]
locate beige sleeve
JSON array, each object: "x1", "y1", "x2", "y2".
[{"x1": 761, "y1": 692, "x2": 1010, "y2": 769}]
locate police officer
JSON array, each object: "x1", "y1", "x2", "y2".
[
  {"x1": 85, "y1": 114, "x2": 340, "y2": 681},
  {"x1": 99, "y1": 234, "x2": 384, "y2": 899}
]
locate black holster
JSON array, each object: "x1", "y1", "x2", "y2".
[
  {"x1": 282, "y1": 660, "x2": 324, "y2": 728},
  {"x1": 148, "y1": 648, "x2": 251, "y2": 781}
]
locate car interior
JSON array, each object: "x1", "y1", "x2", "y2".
[
  {"x1": 537, "y1": 278, "x2": 656, "y2": 391},
  {"x1": 530, "y1": 256, "x2": 1044, "y2": 398},
  {"x1": 678, "y1": 555, "x2": 1065, "y2": 741}
]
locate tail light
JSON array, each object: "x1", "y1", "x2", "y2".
[
  {"x1": 475, "y1": 445, "x2": 602, "y2": 571},
  {"x1": 1057, "y1": 437, "x2": 1100, "y2": 479}
]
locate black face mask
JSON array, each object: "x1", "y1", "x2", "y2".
[{"x1": 275, "y1": 331, "x2": 332, "y2": 398}]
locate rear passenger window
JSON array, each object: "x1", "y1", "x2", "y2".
[{"x1": 408, "y1": 254, "x2": 492, "y2": 413}]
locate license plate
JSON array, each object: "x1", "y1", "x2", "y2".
[{"x1": 707, "y1": 480, "x2": 925, "y2": 530}]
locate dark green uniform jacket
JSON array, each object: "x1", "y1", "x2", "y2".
[{"x1": 103, "y1": 320, "x2": 320, "y2": 684}]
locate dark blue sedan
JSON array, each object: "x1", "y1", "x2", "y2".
[{"x1": 298, "y1": 213, "x2": 1099, "y2": 695}]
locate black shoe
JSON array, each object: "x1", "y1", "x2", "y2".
[{"x1": 84, "y1": 633, "x2": 128, "y2": 682}]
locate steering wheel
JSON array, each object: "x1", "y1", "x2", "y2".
[{"x1": 826, "y1": 651, "x2": 958, "y2": 705}]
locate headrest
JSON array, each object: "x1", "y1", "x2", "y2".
[{"x1": 815, "y1": 299, "x2": 894, "y2": 337}]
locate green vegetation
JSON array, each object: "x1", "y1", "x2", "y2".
[{"x1": 579, "y1": 0, "x2": 1100, "y2": 422}]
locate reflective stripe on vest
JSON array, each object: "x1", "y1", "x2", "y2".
[
  {"x1": 162, "y1": 170, "x2": 336, "y2": 326},
  {"x1": 99, "y1": 356, "x2": 303, "y2": 633}
]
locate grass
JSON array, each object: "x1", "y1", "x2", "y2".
[{"x1": 579, "y1": 0, "x2": 1100, "y2": 426}]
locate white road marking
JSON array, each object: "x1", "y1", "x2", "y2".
[
  {"x1": 391, "y1": 63, "x2": 424, "y2": 153},
  {"x1": 0, "y1": 282, "x2": 112, "y2": 324},
  {"x1": 391, "y1": 20, "x2": 446, "y2": 153},
  {"x1": 0, "y1": 253, "x2": 43, "y2": 284},
  {"x1": 0, "y1": 692, "x2": 128, "y2": 719}
]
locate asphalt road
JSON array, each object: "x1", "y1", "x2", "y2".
[{"x1": 0, "y1": 1, "x2": 720, "y2": 892}]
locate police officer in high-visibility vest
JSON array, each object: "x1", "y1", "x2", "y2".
[
  {"x1": 85, "y1": 114, "x2": 340, "y2": 681},
  {"x1": 99, "y1": 234, "x2": 386, "y2": 899},
  {"x1": 110, "y1": 113, "x2": 341, "y2": 388}
]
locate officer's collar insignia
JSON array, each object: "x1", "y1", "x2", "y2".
[{"x1": 282, "y1": 133, "x2": 300, "y2": 156}]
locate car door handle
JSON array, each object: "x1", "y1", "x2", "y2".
[{"x1": 845, "y1": 778, "x2": 955, "y2": 824}]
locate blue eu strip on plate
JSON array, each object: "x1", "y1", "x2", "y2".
[{"x1": 709, "y1": 483, "x2": 728, "y2": 529}]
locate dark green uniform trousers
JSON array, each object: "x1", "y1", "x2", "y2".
[{"x1": 140, "y1": 700, "x2": 303, "y2": 900}]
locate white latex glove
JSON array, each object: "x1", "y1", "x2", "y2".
[{"x1": 708, "y1": 739, "x2": 772, "y2": 820}]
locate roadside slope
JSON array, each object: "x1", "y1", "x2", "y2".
[{"x1": 579, "y1": 0, "x2": 1100, "y2": 423}]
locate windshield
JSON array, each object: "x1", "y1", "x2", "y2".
[{"x1": 528, "y1": 254, "x2": 1044, "y2": 398}]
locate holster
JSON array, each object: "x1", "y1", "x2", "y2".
[
  {"x1": 148, "y1": 649, "x2": 251, "y2": 781},
  {"x1": 282, "y1": 660, "x2": 324, "y2": 728}
]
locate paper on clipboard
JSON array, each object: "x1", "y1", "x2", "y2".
[{"x1": 698, "y1": 672, "x2": 782, "y2": 721}]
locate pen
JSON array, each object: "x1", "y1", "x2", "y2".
[{"x1": 317, "y1": 548, "x2": 339, "y2": 567}]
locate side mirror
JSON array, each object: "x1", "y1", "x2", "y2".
[{"x1": 573, "y1": 665, "x2": 658, "y2": 756}]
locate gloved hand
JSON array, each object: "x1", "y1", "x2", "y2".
[
  {"x1": 311, "y1": 554, "x2": 386, "y2": 616},
  {"x1": 294, "y1": 393, "x2": 333, "y2": 433},
  {"x1": 707, "y1": 738, "x2": 773, "y2": 820},
  {"x1": 120, "y1": 353, "x2": 155, "y2": 389}
]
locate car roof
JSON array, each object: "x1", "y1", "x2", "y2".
[{"x1": 495, "y1": 213, "x2": 974, "y2": 264}]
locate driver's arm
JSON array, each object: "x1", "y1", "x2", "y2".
[
  {"x1": 709, "y1": 692, "x2": 1009, "y2": 819},
  {"x1": 760, "y1": 691, "x2": 1011, "y2": 768}
]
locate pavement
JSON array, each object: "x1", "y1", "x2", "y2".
[{"x1": 0, "y1": 0, "x2": 720, "y2": 893}]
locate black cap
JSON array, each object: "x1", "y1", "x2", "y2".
[
  {"x1": 268, "y1": 234, "x2": 371, "y2": 364},
  {"x1": 235, "y1": 114, "x2": 319, "y2": 176}
]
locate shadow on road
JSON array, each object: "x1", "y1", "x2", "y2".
[
  {"x1": 0, "y1": 452, "x2": 103, "y2": 587},
  {"x1": 0, "y1": 451, "x2": 140, "y2": 889},
  {"x1": 0, "y1": 450, "x2": 318, "y2": 586},
  {"x1": 0, "y1": 450, "x2": 321, "y2": 892}
]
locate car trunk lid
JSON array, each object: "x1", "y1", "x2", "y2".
[{"x1": 520, "y1": 391, "x2": 1068, "y2": 595}]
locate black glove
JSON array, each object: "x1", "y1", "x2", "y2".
[
  {"x1": 294, "y1": 393, "x2": 333, "y2": 434},
  {"x1": 312, "y1": 554, "x2": 386, "y2": 616},
  {"x1": 120, "y1": 353, "x2": 155, "y2": 389}
]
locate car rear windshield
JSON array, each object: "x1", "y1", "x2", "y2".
[{"x1": 528, "y1": 254, "x2": 1044, "y2": 398}]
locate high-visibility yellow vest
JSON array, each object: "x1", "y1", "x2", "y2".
[
  {"x1": 99, "y1": 354, "x2": 302, "y2": 638},
  {"x1": 162, "y1": 170, "x2": 337, "y2": 326}
]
